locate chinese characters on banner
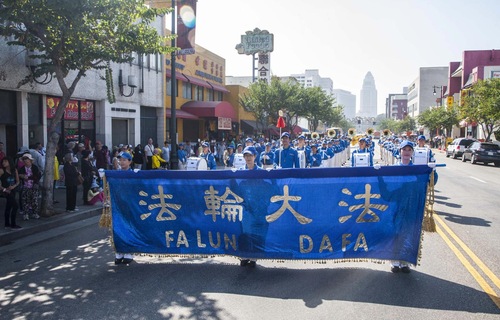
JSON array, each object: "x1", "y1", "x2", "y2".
[
  {"x1": 106, "y1": 166, "x2": 432, "y2": 265},
  {"x1": 46, "y1": 96, "x2": 94, "y2": 121}
]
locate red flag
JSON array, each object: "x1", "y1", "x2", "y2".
[{"x1": 276, "y1": 116, "x2": 285, "y2": 128}]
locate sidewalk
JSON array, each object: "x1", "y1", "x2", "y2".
[{"x1": 0, "y1": 185, "x2": 102, "y2": 246}]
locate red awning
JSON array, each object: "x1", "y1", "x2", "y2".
[
  {"x1": 181, "y1": 101, "x2": 237, "y2": 121},
  {"x1": 166, "y1": 108, "x2": 199, "y2": 120},
  {"x1": 165, "y1": 69, "x2": 187, "y2": 81},
  {"x1": 292, "y1": 125, "x2": 303, "y2": 135},
  {"x1": 182, "y1": 74, "x2": 212, "y2": 89},
  {"x1": 206, "y1": 81, "x2": 230, "y2": 93}
]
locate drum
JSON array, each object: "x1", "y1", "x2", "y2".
[
  {"x1": 413, "y1": 147, "x2": 429, "y2": 165},
  {"x1": 353, "y1": 153, "x2": 369, "y2": 167},
  {"x1": 233, "y1": 153, "x2": 246, "y2": 169},
  {"x1": 186, "y1": 157, "x2": 208, "y2": 171},
  {"x1": 297, "y1": 150, "x2": 306, "y2": 168}
]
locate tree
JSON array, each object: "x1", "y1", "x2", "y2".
[
  {"x1": 397, "y1": 116, "x2": 416, "y2": 134},
  {"x1": 0, "y1": 0, "x2": 175, "y2": 216},
  {"x1": 459, "y1": 78, "x2": 500, "y2": 141},
  {"x1": 377, "y1": 118, "x2": 400, "y2": 134}
]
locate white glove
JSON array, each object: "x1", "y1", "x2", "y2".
[
  {"x1": 373, "y1": 164, "x2": 381, "y2": 170},
  {"x1": 427, "y1": 163, "x2": 436, "y2": 168}
]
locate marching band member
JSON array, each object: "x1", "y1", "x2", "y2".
[
  {"x1": 296, "y1": 135, "x2": 311, "y2": 167},
  {"x1": 259, "y1": 142, "x2": 275, "y2": 169},
  {"x1": 236, "y1": 143, "x2": 243, "y2": 154},
  {"x1": 115, "y1": 151, "x2": 134, "y2": 265},
  {"x1": 200, "y1": 142, "x2": 217, "y2": 170},
  {"x1": 351, "y1": 137, "x2": 374, "y2": 167},
  {"x1": 417, "y1": 135, "x2": 435, "y2": 162},
  {"x1": 274, "y1": 132, "x2": 300, "y2": 169},
  {"x1": 224, "y1": 145, "x2": 235, "y2": 168},
  {"x1": 308, "y1": 144, "x2": 323, "y2": 167},
  {"x1": 177, "y1": 143, "x2": 187, "y2": 170}
]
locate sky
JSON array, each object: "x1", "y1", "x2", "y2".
[{"x1": 191, "y1": 0, "x2": 500, "y2": 115}]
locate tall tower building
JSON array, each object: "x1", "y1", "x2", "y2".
[{"x1": 358, "y1": 71, "x2": 378, "y2": 118}]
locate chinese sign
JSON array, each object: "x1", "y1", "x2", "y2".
[
  {"x1": 46, "y1": 96, "x2": 94, "y2": 121},
  {"x1": 106, "y1": 166, "x2": 432, "y2": 264},
  {"x1": 236, "y1": 28, "x2": 274, "y2": 55},
  {"x1": 218, "y1": 117, "x2": 232, "y2": 130}
]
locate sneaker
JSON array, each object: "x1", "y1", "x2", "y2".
[
  {"x1": 240, "y1": 259, "x2": 250, "y2": 267},
  {"x1": 248, "y1": 260, "x2": 257, "y2": 267},
  {"x1": 11, "y1": 225, "x2": 22, "y2": 230},
  {"x1": 33, "y1": 214, "x2": 40, "y2": 219},
  {"x1": 122, "y1": 258, "x2": 133, "y2": 265},
  {"x1": 114, "y1": 258, "x2": 123, "y2": 265},
  {"x1": 67, "y1": 209, "x2": 75, "y2": 213},
  {"x1": 401, "y1": 266, "x2": 411, "y2": 274},
  {"x1": 23, "y1": 214, "x2": 29, "y2": 221},
  {"x1": 391, "y1": 266, "x2": 400, "y2": 273}
]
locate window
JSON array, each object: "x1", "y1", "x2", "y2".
[
  {"x1": 207, "y1": 88, "x2": 214, "y2": 101},
  {"x1": 182, "y1": 82, "x2": 192, "y2": 99},
  {"x1": 166, "y1": 78, "x2": 171, "y2": 96},
  {"x1": 195, "y1": 85, "x2": 204, "y2": 101}
]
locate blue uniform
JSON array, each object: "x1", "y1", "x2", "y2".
[
  {"x1": 225, "y1": 152, "x2": 235, "y2": 167},
  {"x1": 259, "y1": 150, "x2": 275, "y2": 166},
  {"x1": 177, "y1": 148, "x2": 187, "y2": 165},
  {"x1": 274, "y1": 146, "x2": 300, "y2": 168},
  {"x1": 201, "y1": 152, "x2": 217, "y2": 170},
  {"x1": 309, "y1": 152, "x2": 323, "y2": 167}
]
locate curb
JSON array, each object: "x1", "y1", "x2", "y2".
[{"x1": 0, "y1": 207, "x2": 102, "y2": 247}]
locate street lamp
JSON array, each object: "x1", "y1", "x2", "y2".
[{"x1": 433, "y1": 85, "x2": 443, "y2": 106}]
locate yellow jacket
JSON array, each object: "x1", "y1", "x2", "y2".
[
  {"x1": 152, "y1": 154, "x2": 166, "y2": 169},
  {"x1": 54, "y1": 156, "x2": 60, "y2": 181}
]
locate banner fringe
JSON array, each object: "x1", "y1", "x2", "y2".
[
  {"x1": 422, "y1": 169, "x2": 436, "y2": 233},
  {"x1": 99, "y1": 177, "x2": 112, "y2": 229}
]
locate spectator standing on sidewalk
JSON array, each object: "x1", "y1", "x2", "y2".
[
  {"x1": 133, "y1": 144, "x2": 144, "y2": 169},
  {"x1": 161, "y1": 141, "x2": 170, "y2": 169},
  {"x1": 63, "y1": 153, "x2": 79, "y2": 212},
  {"x1": 1, "y1": 157, "x2": 21, "y2": 229},
  {"x1": 18, "y1": 153, "x2": 41, "y2": 220},
  {"x1": 81, "y1": 150, "x2": 98, "y2": 205},
  {"x1": 0, "y1": 142, "x2": 5, "y2": 167},
  {"x1": 144, "y1": 138, "x2": 155, "y2": 170},
  {"x1": 94, "y1": 141, "x2": 107, "y2": 170}
]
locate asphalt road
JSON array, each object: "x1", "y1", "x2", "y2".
[{"x1": 0, "y1": 148, "x2": 499, "y2": 319}]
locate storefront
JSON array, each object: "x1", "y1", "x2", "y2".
[{"x1": 46, "y1": 96, "x2": 96, "y2": 147}]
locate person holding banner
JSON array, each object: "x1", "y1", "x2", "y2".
[
  {"x1": 274, "y1": 132, "x2": 300, "y2": 169},
  {"x1": 115, "y1": 151, "x2": 135, "y2": 265},
  {"x1": 239, "y1": 146, "x2": 263, "y2": 267},
  {"x1": 200, "y1": 142, "x2": 217, "y2": 170}
]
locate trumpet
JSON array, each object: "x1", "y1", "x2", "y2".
[
  {"x1": 348, "y1": 128, "x2": 355, "y2": 136},
  {"x1": 383, "y1": 129, "x2": 390, "y2": 136},
  {"x1": 327, "y1": 128, "x2": 336, "y2": 138},
  {"x1": 366, "y1": 128, "x2": 374, "y2": 136},
  {"x1": 311, "y1": 132, "x2": 320, "y2": 140}
]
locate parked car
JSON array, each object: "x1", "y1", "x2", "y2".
[
  {"x1": 461, "y1": 142, "x2": 500, "y2": 166},
  {"x1": 446, "y1": 138, "x2": 477, "y2": 159}
]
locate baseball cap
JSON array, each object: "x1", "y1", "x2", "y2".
[
  {"x1": 243, "y1": 146, "x2": 257, "y2": 155},
  {"x1": 281, "y1": 132, "x2": 290, "y2": 139},
  {"x1": 245, "y1": 137, "x2": 253, "y2": 143},
  {"x1": 117, "y1": 152, "x2": 132, "y2": 160},
  {"x1": 399, "y1": 141, "x2": 414, "y2": 149},
  {"x1": 418, "y1": 135, "x2": 426, "y2": 141},
  {"x1": 202, "y1": 142, "x2": 209, "y2": 148}
]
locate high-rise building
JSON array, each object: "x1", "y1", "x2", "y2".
[
  {"x1": 358, "y1": 71, "x2": 378, "y2": 118},
  {"x1": 290, "y1": 69, "x2": 333, "y2": 95},
  {"x1": 332, "y1": 89, "x2": 356, "y2": 120}
]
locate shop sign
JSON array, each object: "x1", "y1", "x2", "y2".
[
  {"x1": 218, "y1": 117, "x2": 232, "y2": 130},
  {"x1": 47, "y1": 96, "x2": 94, "y2": 121}
]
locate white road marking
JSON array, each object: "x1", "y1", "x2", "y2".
[{"x1": 469, "y1": 176, "x2": 486, "y2": 183}]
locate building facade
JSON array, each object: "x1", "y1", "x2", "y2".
[
  {"x1": 406, "y1": 67, "x2": 448, "y2": 119},
  {"x1": 332, "y1": 89, "x2": 356, "y2": 120},
  {"x1": 358, "y1": 71, "x2": 378, "y2": 118}
]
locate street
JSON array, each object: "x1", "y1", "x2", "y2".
[{"x1": 0, "y1": 149, "x2": 499, "y2": 319}]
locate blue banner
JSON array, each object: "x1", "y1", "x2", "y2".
[{"x1": 106, "y1": 166, "x2": 432, "y2": 265}]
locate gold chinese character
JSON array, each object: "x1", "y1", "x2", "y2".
[
  {"x1": 338, "y1": 184, "x2": 388, "y2": 223},
  {"x1": 266, "y1": 185, "x2": 312, "y2": 224},
  {"x1": 139, "y1": 186, "x2": 181, "y2": 221},
  {"x1": 204, "y1": 186, "x2": 244, "y2": 222}
]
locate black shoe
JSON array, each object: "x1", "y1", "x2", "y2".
[
  {"x1": 122, "y1": 258, "x2": 133, "y2": 265},
  {"x1": 11, "y1": 225, "x2": 22, "y2": 229},
  {"x1": 391, "y1": 266, "x2": 400, "y2": 273},
  {"x1": 114, "y1": 258, "x2": 123, "y2": 265},
  {"x1": 248, "y1": 260, "x2": 257, "y2": 267},
  {"x1": 4, "y1": 224, "x2": 10, "y2": 229},
  {"x1": 240, "y1": 259, "x2": 250, "y2": 267},
  {"x1": 401, "y1": 266, "x2": 411, "y2": 273}
]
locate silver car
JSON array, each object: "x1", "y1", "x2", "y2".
[{"x1": 446, "y1": 138, "x2": 476, "y2": 159}]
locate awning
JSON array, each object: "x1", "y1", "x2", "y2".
[
  {"x1": 463, "y1": 73, "x2": 474, "y2": 88},
  {"x1": 165, "y1": 69, "x2": 186, "y2": 81},
  {"x1": 206, "y1": 81, "x2": 230, "y2": 93},
  {"x1": 182, "y1": 74, "x2": 212, "y2": 89},
  {"x1": 181, "y1": 101, "x2": 237, "y2": 121},
  {"x1": 241, "y1": 119, "x2": 267, "y2": 131},
  {"x1": 165, "y1": 108, "x2": 199, "y2": 120}
]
